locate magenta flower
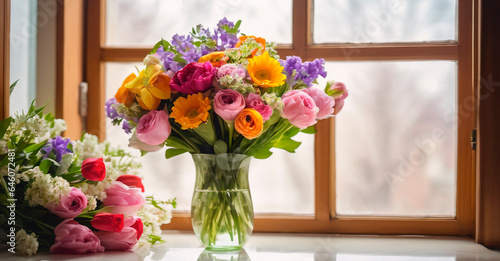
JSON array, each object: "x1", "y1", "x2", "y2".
[
  {"x1": 50, "y1": 219, "x2": 104, "y2": 254},
  {"x1": 47, "y1": 187, "x2": 87, "y2": 219},
  {"x1": 245, "y1": 93, "x2": 273, "y2": 121},
  {"x1": 170, "y1": 62, "x2": 216, "y2": 94}
]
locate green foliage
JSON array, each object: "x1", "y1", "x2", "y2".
[
  {"x1": 10, "y1": 80, "x2": 19, "y2": 95},
  {"x1": 165, "y1": 148, "x2": 188, "y2": 159}
]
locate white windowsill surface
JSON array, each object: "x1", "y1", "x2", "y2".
[{"x1": 1, "y1": 231, "x2": 500, "y2": 260}]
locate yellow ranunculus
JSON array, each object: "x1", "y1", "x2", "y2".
[
  {"x1": 247, "y1": 52, "x2": 286, "y2": 88},
  {"x1": 234, "y1": 108, "x2": 263, "y2": 140},
  {"x1": 198, "y1": 51, "x2": 226, "y2": 67},
  {"x1": 125, "y1": 64, "x2": 171, "y2": 110}
]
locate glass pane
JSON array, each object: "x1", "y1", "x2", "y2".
[
  {"x1": 10, "y1": 0, "x2": 37, "y2": 115},
  {"x1": 106, "y1": 0, "x2": 292, "y2": 47},
  {"x1": 317, "y1": 61, "x2": 457, "y2": 217},
  {"x1": 105, "y1": 63, "x2": 314, "y2": 214},
  {"x1": 314, "y1": 0, "x2": 457, "y2": 43}
]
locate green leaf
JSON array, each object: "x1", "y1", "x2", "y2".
[
  {"x1": 9, "y1": 80, "x2": 19, "y2": 95},
  {"x1": 300, "y1": 125, "x2": 317, "y2": 134},
  {"x1": 0, "y1": 117, "x2": 12, "y2": 139},
  {"x1": 38, "y1": 159, "x2": 54, "y2": 174},
  {"x1": 165, "y1": 148, "x2": 188, "y2": 159},
  {"x1": 24, "y1": 139, "x2": 47, "y2": 153},
  {"x1": 165, "y1": 135, "x2": 195, "y2": 152},
  {"x1": 273, "y1": 138, "x2": 301, "y2": 153}
]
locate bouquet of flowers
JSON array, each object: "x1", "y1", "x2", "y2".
[
  {"x1": 107, "y1": 18, "x2": 348, "y2": 249},
  {"x1": 0, "y1": 102, "x2": 175, "y2": 256}
]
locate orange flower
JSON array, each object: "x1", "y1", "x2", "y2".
[
  {"x1": 235, "y1": 36, "x2": 266, "y2": 56},
  {"x1": 114, "y1": 73, "x2": 136, "y2": 107},
  {"x1": 170, "y1": 93, "x2": 211, "y2": 130},
  {"x1": 125, "y1": 64, "x2": 171, "y2": 111},
  {"x1": 198, "y1": 51, "x2": 226, "y2": 67},
  {"x1": 235, "y1": 108, "x2": 263, "y2": 139}
]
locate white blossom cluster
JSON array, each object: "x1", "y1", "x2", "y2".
[
  {"x1": 24, "y1": 167, "x2": 71, "y2": 207},
  {"x1": 136, "y1": 202, "x2": 173, "y2": 249},
  {"x1": 49, "y1": 119, "x2": 67, "y2": 137},
  {"x1": 15, "y1": 229, "x2": 39, "y2": 256},
  {"x1": 72, "y1": 133, "x2": 104, "y2": 163}
]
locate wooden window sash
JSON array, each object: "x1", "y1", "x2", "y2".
[{"x1": 87, "y1": 0, "x2": 476, "y2": 236}]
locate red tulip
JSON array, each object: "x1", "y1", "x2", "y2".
[
  {"x1": 81, "y1": 158, "x2": 106, "y2": 181},
  {"x1": 117, "y1": 175, "x2": 145, "y2": 192},
  {"x1": 131, "y1": 218, "x2": 143, "y2": 240},
  {"x1": 91, "y1": 213, "x2": 124, "y2": 232}
]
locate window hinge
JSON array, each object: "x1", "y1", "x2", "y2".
[
  {"x1": 79, "y1": 82, "x2": 88, "y2": 117},
  {"x1": 471, "y1": 128, "x2": 477, "y2": 150}
]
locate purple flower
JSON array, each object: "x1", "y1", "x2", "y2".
[
  {"x1": 280, "y1": 56, "x2": 327, "y2": 87},
  {"x1": 156, "y1": 47, "x2": 182, "y2": 72},
  {"x1": 105, "y1": 97, "x2": 119, "y2": 120},
  {"x1": 122, "y1": 121, "x2": 132, "y2": 134},
  {"x1": 42, "y1": 136, "x2": 72, "y2": 162}
]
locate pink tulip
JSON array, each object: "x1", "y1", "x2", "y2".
[
  {"x1": 245, "y1": 93, "x2": 273, "y2": 121},
  {"x1": 302, "y1": 88, "x2": 335, "y2": 120},
  {"x1": 325, "y1": 82, "x2": 349, "y2": 115},
  {"x1": 280, "y1": 90, "x2": 318, "y2": 129},
  {"x1": 50, "y1": 219, "x2": 104, "y2": 254},
  {"x1": 103, "y1": 181, "x2": 146, "y2": 215},
  {"x1": 214, "y1": 89, "x2": 245, "y2": 121},
  {"x1": 136, "y1": 110, "x2": 171, "y2": 145},
  {"x1": 94, "y1": 227, "x2": 138, "y2": 251},
  {"x1": 47, "y1": 187, "x2": 87, "y2": 219}
]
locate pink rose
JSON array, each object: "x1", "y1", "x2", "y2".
[
  {"x1": 136, "y1": 110, "x2": 171, "y2": 145},
  {"x1": 170, "y1": 62, "x2": 216, "y2": 94},
  {"x1": 280, "y1": 90, "x2": 318, "y2": 129},
  {"x1": 245, "y1": 93, "x2": 273, "y2": 121},
  {"x1": 103, "y1": 181, "x2": 146, "y2": 215},
  {"x1": 47, "y1": 187, "x2": 87, "y2": 219},
  {"x1": 302, "y1": 88, "x2": 335, "y2": 120},
  {"x1": 128, "y1": 132, "x2": 162, "y2": 152},
  {"x1": 50, "y1": 219, "x2": 104, "y2": 254},
  {"x1": 214, "y1": 89, "x2": 245, "y2": 121},
  {"x1": 325, "y1": 82, "x2": 349, "y2": 115},
  {"x1": 94, "y1": 227, "x2": 138, "y2": 251},
  {"x1": 217, "y1": 64, "x2": 246, "y2": 79}
]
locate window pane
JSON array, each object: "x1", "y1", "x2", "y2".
[
  {"x1": 106, "y1": 0, "x2": 292, "y2": 47},
  {"x1": 313, "y1": 0, "x2": 457, "y2": 43},
  {"x1": 318, "y1": 61, "x2": 457, "y2": 217},
  {"x1": 105, "y1": 63, "x2": 314, "y2": 214}
]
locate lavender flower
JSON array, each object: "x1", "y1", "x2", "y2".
[
  {"x1": 122, "y1": 121, "x2": 132, "y2": 134},
  {"x1": 216, "y1": 17, "x2": 239, "y2": 50},
  {"x1": 280, "y1": 56, "x2": 328, "y2": 87},
  {"x1": 155, "y1": 47, "x2": 182, "y2": 72},
  {"x1": 105, "y1": 97, "x2": 119, "y2": 119},
  {"x1": 42, "y1": 136, "x2": 72, "y2": 162}
]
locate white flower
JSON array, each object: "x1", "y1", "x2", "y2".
[
  {"x1": 128, "y1": 132, "x2": 162, "y2": 152},
  {"x1": 15, "y1": 229, "x2": 39, "y2": 256},
  {"x1": 143, "y1": 54, "x2": 161, "y2": 66},
  {"x1": 50, "y1": 119, "x2": 67, "y2": 137},
  {"x1": 0, "y1": 140, "x2": 8, "y2": 154},
  {"x1": 84, "y1": 195, "x2": 98, "y2": 212},
  {"x1": 136, "y1": 201, "x2": 172, "y2": 249},
  {"x1": 73, "y1": 133, "x2": 103, "y2": 163},
  {"x1": 24, "y1": 167, "x2": 71, "y2": 207}
]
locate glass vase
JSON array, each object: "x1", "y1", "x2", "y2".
[{"x1": 191, "y1": 153, "x2": 254, "y2": 251}]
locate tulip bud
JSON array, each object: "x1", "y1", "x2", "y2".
[{"x1": 81, "y1": 158, "x2": 106, "y2": 181}]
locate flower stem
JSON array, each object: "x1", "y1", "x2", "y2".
[{"x1": 170, "y1": 124, "x2": 200, "y2": 153}]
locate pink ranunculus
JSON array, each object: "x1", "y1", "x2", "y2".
[
  {"x1": 280, "y1": 90, "x2": 319, "y2": 129},
  {"x1": 50, "y1": 219, "x2": 104, "y2": 254},
  {"x1": 103, "y1": 181, "x2": 146, "y2": 215},
  {"x1": 94, "y1": 227, "x2": 138, "y2": 251},
  {"x1": 217, "y1": 64, "x2": 246, "y2": 79},
  {"x1": 302, "y1": 88, "x2": 335, "y2": 120},
  {"x1": 136, "y1": 110, "x2": 171, "y2": 145},
  {"x1": 214, "y1": 89, "x2": 245, "y2": 121},
  {"x1": 47, "y1": 187, "x2": 87, "y2": 219},
  {"x1": 170, "y1": 62, "x2": 216, "y2": 94},
  {"x1": 245, "y1": 93, "x2": 273, "y2": 121}
]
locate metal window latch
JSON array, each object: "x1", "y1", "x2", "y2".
[
  {"x1": 79, "y1": 82, "x2": 88, "y2": 117},
  {"x1": 471, "y1": 128, "x2": 477, "y2": 150}
]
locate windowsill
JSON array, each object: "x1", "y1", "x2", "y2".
[{"x1": 2, "y1": 231, "x2": 499, "y2": 260}]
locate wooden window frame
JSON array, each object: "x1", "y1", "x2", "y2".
[
  {"x1": 85, "y1": 0, "x2": 476, "y2": 236},
  {"x1": 1, "y1": 0, "x2": 10, "y2": 120}
]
